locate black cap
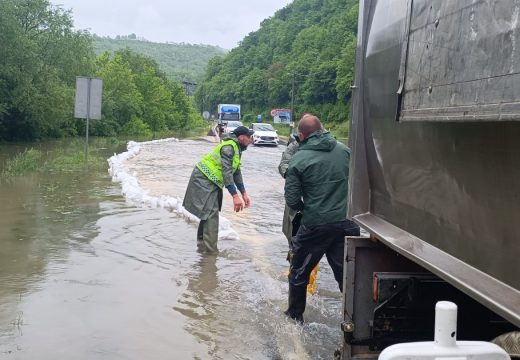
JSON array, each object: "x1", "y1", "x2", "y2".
[{"x1": 233, "y1": 126, "x2": 254, "y2": 137}]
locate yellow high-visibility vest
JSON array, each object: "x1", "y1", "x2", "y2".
[{"x1": 196, "y1": 139, "x2": 240, "y2": 188}]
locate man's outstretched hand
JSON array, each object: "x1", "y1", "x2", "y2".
[
  {"x1": 242, "y1": 192, "x2": 251, "y2": 208},
  {"x1": 232, "y1": 194, "x2": 244, "y2": 212}
]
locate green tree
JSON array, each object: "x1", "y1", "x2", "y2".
[
  {"x1": 135, "y1": 65, "x2": 172, "y2": 135},
  {"x1": 95, "y1": 53, "x2": 143, "y2": 135},
  {"x1": 237, "y1": 68, "x2": 267, "y2": 107},
  {"x1": 335, "y1": 36, "x2": 356, "y2": 102},
  {"x1": 0, "y1": 0, "x2": 94, "y2": 140},
  {"x1": 167, "y1": 80, "x2": 203, "y2": 130},
  {"x1": 95, "y1": 48, "x2": 203, "y2": 135}
]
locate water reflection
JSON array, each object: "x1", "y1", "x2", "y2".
[{"x1": 174, "y1": 254, "x2": 219, "y2": 357}]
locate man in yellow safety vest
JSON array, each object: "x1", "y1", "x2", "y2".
[{"x1": 183, "y1": 126, "x2": 254, "y2": 253}]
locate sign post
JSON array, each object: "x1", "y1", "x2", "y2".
[{"x1": 74, "y1": 76, "x2": 102, "y2": 159}]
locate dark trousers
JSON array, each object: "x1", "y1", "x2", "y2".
[{"x1": 286, "y1": 219, "x2": 360, "y2": 321}]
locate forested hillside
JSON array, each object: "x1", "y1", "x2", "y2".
[
  {"x1": 0, "y1": 0, "x2": 203, "y2": 141},
  {"x1": 1, "y1": 0, "x2": 360, "y2": 141},
  {"x1": 93, "y1": 36, "x2": 227, "y2": 82},
  {"x1": 195, "y1": 0, "x2": 358, "y2": 126}
]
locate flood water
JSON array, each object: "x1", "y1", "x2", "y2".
[{"x1": 0, "y1": 137, "x2": 345, "y2": 359}]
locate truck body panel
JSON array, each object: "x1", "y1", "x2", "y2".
[{"x1": 344, "y1": 0, "x2": 520, "y2": 357}]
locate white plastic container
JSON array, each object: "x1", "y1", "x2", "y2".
[{"x1": 378, "y1": 301, "x2": 511, "y2": 360}]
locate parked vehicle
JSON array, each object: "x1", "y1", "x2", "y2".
[
  {"x1": 339, "y1": 1, "x2": 520, "y2": 359},
  {"x1": 250, "y1": 123, "x2": 279, "y2": 146},
  {"x1": 224, "y1": 121, "x2": 243, "y2": 134}
]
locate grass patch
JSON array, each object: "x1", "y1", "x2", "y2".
[
  {"x1": 42, "y1": 149, "x2": 107, "y2": 173},
  {"x1": 1, "y1": 148, "x2": 42, "y2": 178},
  {"x1": 1, "y1": 141, "x2": 115, "y2": 181}
]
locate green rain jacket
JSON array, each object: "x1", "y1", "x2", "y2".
[{"x1": 284, "y1": 130, "x2": 351, "y2": 228}]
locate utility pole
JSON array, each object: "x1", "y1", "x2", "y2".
[
  {"x1": 182, "y1": 80, "x2": 197, "y2": 96},
  {"x1": 290, "y1": 72, "x2": 295, "y2": 121}
]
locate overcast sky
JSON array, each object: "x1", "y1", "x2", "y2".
[{"x1": 49, "y1": 0, "x2": 292, "y2": 49}]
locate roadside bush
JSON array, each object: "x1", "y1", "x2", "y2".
[{"x1": 122, "y1": 116, "x2": 152, "y2": 137}]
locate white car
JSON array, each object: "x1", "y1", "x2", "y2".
[
  {"x1": 225, "y1": 121, "x2": 243, "y2": 134},
  {"x1": 250, "y1": 123, "x2": 279, "y2": 146}
]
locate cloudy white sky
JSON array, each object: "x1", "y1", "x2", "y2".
[{"x1": 49, "y1": 0, "x2": 293, "y2": 49}]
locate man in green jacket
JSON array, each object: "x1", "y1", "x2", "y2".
[
  {"x1": 279, "y1": 130, "x2": 320, "y2": 296},
  {"x1": 284, "y1": 115, "x2": 360, "y2": 323},
  {"x1": 183, "y1": 126, "x2": 254, "y2": 253}
]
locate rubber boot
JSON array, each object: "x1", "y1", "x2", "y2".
[
  {"x1": 196, "y1": 220, "x2": 205, "y2": 251},
  {"x1": 284, "y1": 284, "x2": 307, "y2": 323},
  {"x1": 202, "y1": 209, "x2": 219, "y2": 253}
]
